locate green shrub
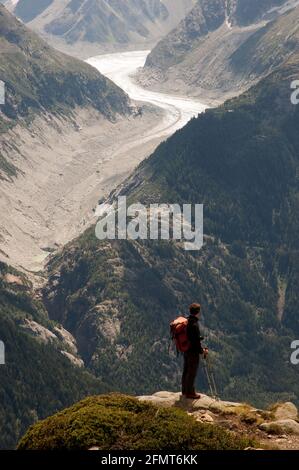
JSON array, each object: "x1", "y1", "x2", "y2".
[{"x1": 18, "y1": 394, "x2": 255, "y2": 450}]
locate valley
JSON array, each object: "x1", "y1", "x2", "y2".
[
  {"x1": 0, "y1": 48, "x2": 206, "y2": 273},
  {"x1": 86, "y1": 51, "x2": 208, "y2": 140}
]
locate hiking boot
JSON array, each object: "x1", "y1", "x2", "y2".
[{"x1": 185, "y1": 393, "x2": 201, "y2": 399}]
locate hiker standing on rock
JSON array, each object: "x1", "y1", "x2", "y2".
[
  {"x1": 171, "y1": 303, "x2": 208, "y2": 399},
  {"x1": 182, "y1": 303, "x2": 208, "y2": 399}
]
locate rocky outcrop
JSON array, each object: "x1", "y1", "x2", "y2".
[
  {"x1": 139, "y1": 391, "x2": 258, "y2": 416},
  {"x1": 21, "y1": 319, "x2": 84, "y2": 367},
  {"x1": 138, "y1": 392, "x2": 299, "y2": 449},
  {"x1": 61, "y1": 350, "x2": 84, "y2": 368},
  {"x1": 260, "y1": 420, "x2": 299, "y2": 435},
  {"x1": 272, "y1": 402, "x2": 298, "y2": 421},
  {"x1": 21, "y1": 319, "x2": 58, "y2": 344},
  {"x1": 54, "y1": 325, "x2": 79, "y2": 356},
  {"x1": 4, "y1": 273, "x2": 24, "y2": 286}
]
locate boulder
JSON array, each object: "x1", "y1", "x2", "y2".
[
  {"x1": 153, "y1": 391, "x2": 180, "y2": 399},
  {"x1": 209, "y1": 400, "x2": 243, "y2": 413},
  {"x1": 138, "y1": 392, "x2": 181, "y2": 408},
  {"x1": 272, "y1": 402, "x2": 298, "y2": 421},
  {"x1": 182, "y1": 394, "x2": 216, "y2": 410},
  {"x1": 195, "y1": 412, "x2": 215, "y2": 423},
  {"x1": 260, "y1": 419, "x2": 299, "y2": 435},
  {"x1": 139, "y1": 392, "x2": 248, "y2": 416}
]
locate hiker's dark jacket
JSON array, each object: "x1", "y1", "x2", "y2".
[{"x1": 187, "y1": 315, "x2": 204, "y2": 354}]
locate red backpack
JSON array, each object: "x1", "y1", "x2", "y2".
[{"x1": 170, "y1": 316, "x2": 191, "y2": 353}]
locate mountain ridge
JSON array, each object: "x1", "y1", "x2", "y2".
[
  {"x1": 138, "y1": 0, "x2": 299, "y2": 101},
  {"x1": 3, "y1": 0, "x2": 197, "y2": 57}
]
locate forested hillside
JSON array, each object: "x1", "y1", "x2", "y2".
[{"x1": 0, "y1": 262, "x2": 106, "y2": 449}]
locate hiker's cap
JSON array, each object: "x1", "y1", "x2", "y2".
[{"x1": 189, "y1": 303, "x2": 201, "y2": 315}]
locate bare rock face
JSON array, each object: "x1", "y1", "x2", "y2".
[
  {"x1": 186, "y1": 394, "x2": 216, "y2": 410},
  {"x1": 4, "y1": 273, "x2": 24, "y2": 286},
  {"x1": 61, "y1": 350, "x2": 84, "y2": 368},
  {"x1": 138, "y1": 391, "x2": 182, "y2": 408},
  {"x1": 227, "y1": 0, "x2": 287, "y2": 26},
  {"x1": 272, "y1": 402, "x2": 298, "y2": 421},
  {"x1": 21, "y1": 319, "x2": 57, "y2": 344},
  {"x1": 54, "y1": 325, "x2": 79, "y2": 355}
]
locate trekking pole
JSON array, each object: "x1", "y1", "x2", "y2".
[
  {"x1": 207, "y1": 356, "x2": 219, "y2": 400},
  {"x1": 203, "y1": 358, "x2": 215, "y2": 398},
  {"x1": 203, "y1": 355, "x2": 219, "y2": 400}
]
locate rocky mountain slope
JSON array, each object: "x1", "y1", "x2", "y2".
[
  {"x1": 0, "y1": 3, "x2": 130, "y2": 172},
  {"x1": 138, "y1": 0, "x2": 299, "y2": 100},
  {"x1": 225, "y1": 0, "x2": 295, "y2": 26},
  {"x1": 3, "y1": 0, "x2": 196, "y2": 56},
  {"x1": 41, "y1": 40, "x2": 299, "y2": 411},
  {"x1": 0, "y1": 5, "x2": 160, "y2": 272}
]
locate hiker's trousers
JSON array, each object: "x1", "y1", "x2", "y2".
[{"x1": 182, "y1": 350, "x2": 200, "y2": 395}]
